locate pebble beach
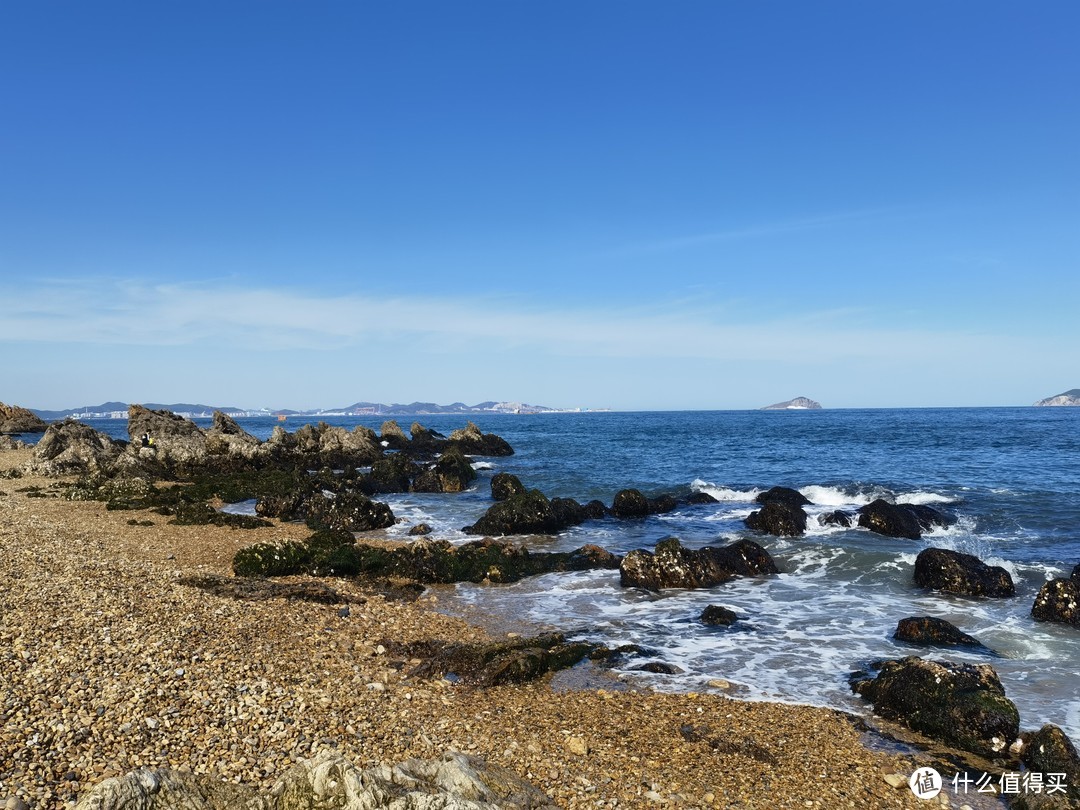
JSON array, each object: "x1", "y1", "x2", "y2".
[{"x1": 0, "y1": 447, "x2": 990, "y2": 809}]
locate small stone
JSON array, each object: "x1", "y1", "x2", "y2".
[
  {"x1": 883, "y1": 773, "x2": 906, "y2": 788},
  {"x1": 366, "y1": 682, "x2": 386, "y2": 692},
  {"x1": 144, "y1": 717, "x2": 159, "y2": 730},
  {"x1": 338, "y1": 606, "x2": 350, "y2": 618},
  {"x1": 706, "y1": 678, "x2": 730, "y2": 690},
  {"x1": 6, "y1": 798, "x2": 30, "y2": 810},
  {"x1": 565, "y1": 737, "x2": 588, "y2": 756}
]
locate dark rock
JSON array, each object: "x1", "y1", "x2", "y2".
[
  {"x1": 906, "y1": 503, "x2": 956, "y2": 531},
  {"x1": 620, "y1": 537, "x2": 779, "y2": 591},
  {"x1": 1072, "y1": 563, "x2": 1080, "y2": 586},
  {"x1": 303, "y1": 491, "x2": 396, "y2": 533},
  {"x1": 408, "y1": 523, "x2": 433, "y2": 536},
  {"x1": 167, "y1": 501, "x2": 272, "y2": 529},
  {"x1": 448, "y1": 421, "x2": 514, "y2": 456},
  {"x1": 0, "y1": 402, "x2": 49, "y2": 434},
  {"x1": 1032, "y1": 578, "x2": 1080, "y2": 626},
  {"x1": 549, "y1": 497, "x2": 589, "y2": 528},
  {"x1": 491, "y1": 472, "x2": 526, "y2": 501},
  {"x1": 366, "y1": 452, "x2": 421, "y2": 493},
  {"x1": 850, "y1": 656, "x2": 1019, "y2": 758},
  {"x1": 633, "y1": 661, "x2": 683, "y2": 674},
  {"x1": 379, "y1": 419, "x2": 410, "y2": 450},
  {"x1": 683, "y1": 492, "x2": 719, "y2": 505},
  {"x1": 894, "y1": 617, "x2": 986, "y2": 649},
  {"x1": 408, "y1": 422, "x2": 447, "y2": 454},
  {"x1": 611, "y1": 488, "x2": 650, "y2": 518},
  {"x1": 396, "y1": 633, "x2": 594, "y2": 688},
  {"x1": 755, "y1": 486, "x2": 811, "y2": 507},
  {"x1": 914, "y1": 547, "x2": 1015, "y2": 597},
  {"x1": 464, "y1": 489, "x2": 562, "y2": 536},
  {"x1": 819, "y1": 510, "x2": 852, "y2": 528},
  {"x1": 411, "y1": 446, "x2": 477, "y2": 493},
  {"x1": 1017, "y1": 724, "x2": 1080, "y2": 807},
  {"x1": 745, "y1": 500, "x2": 807, "y2": 537},
  {"x1": 582, "y1": 500, "x2": 610, "y2": 519},
  {"x1": 700, "y1": 605, "x2": 739, "y2": 626},
  {"x1": 857, "y1": 499, "x2": 923, "y2": 539},
  {"x1": 647, "y1": 494, "x2": 678, "y2": 514}
]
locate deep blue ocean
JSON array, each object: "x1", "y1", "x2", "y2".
[{"x1": 77, "y1": 407, "x2": 1080, "y2": 740}]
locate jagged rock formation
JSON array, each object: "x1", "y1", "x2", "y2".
[
  {"x1": 21, "y1": 420, "x2": 128, "y2": 476},
  {"x1": 761, "y1": 397, "x2": 822, "y2": 410},
  {"x1": 1031, "y1": 565, "x2": 1080, "y2": 626},
  {"x1": 0, "y1": 402, "x2": 49, "y2": 434},
  {"x1": 1034, "y1": 388, "x2": 1080, "y2": 406},
  {"x1": 73, "y1": 750, "x2": 557, "y2": 809}
]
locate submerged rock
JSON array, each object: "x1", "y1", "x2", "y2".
[
  {"x1": 73, "y1": 750, "x2": 557, "y2": 809},
  {"x1": 745, "y1": 500, "x2": 807, "y2": 536},
  {"x1": 819, "y1": 510, "x2": 853, "y2": 528},
  {"x1": 619, "y1": 537, "x2": 778, "y2": 591},
  {"x1": 700, "y1": 605, "x2": 739, "y2": 626},
  {"x1": 913, "y1": 547, "x2": 1015, "y2": 598},
  {"x1": 894, "y1": 617, "x2": 987, "y2": 650},
  {"x1": 412, "y1": 446, "x2": 477, "y2": 493},
  {"x1": 850, "y1": 656, "x2": 1019, "y2": 759}
]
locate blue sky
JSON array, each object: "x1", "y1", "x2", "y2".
[{"x1": 2, "y1": 2, "x2": 1077, "y2": 411}]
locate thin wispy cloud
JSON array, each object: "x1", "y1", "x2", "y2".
[{"x1": 2, "y1": 277, "x2": 1035, "y2": 370}]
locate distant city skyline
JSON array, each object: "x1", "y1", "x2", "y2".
[{"x1": 2, "y1": 2, "x2": 1077, "y2": 411}]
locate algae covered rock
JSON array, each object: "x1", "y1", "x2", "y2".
[
  {"x1": 620, "y1": 537, "x2": 778, "y2": 591},
  {"x1": 914, "y1": 547, "x2": 1016, "y2": 598},
  {"x1": 464, "y1": 489, "x2": 562, "y2": 536},
  {"x1": 850, "y1": 656, "x2": 1019, "y2": 759},
  {"x1": 611, "y1": 488, "x2": 650, "y2": 518},
  {"x1": 491, "y1": 472, "x2": 526, "y2": 501},
  {"x1": 894, "y1": 617, "x2": 988, "y2": 650},
  {"x1": 1032, "y1": 577, "x2": 1080, "y2": 626},
  {"x1": 448, "y1": 420, "x2": 514, "y2": 456},
  {"x1": 745, "y1": 500, "x2": 807, "y2": 537}
]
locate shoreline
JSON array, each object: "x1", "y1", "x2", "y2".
[{"x1": 0, "y1": 448, "x2": 995, "y2": 809}]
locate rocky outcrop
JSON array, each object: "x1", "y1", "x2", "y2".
[
  {"x1": 1032, "y1": 571, "x2": 1080, "y2": 626},
  {"x1": 1033, "y1": 388, "x2": 1080, "y2": 407},
  {"x1": 1014, "y1": 724, "x2": 1080, "y2": 808},
  {"x1": 619, "y1": 537, "x2": 779, "y2": 591},
  {"x1": 21, "y1": 421, "x2": 127, "y2": 476},
  {"x1": 850, "y1": 656, "x2": 1019, "y2": 759},
  {"x1": 204, "y1": 411, "x2": 262, "y2": 460},
  {"x1": 491, "y1": 472, "x2": 526, "y2": 501},
  {"x1": 856, "y1": 499, "x2": 952, "y2": 540},
  {"x1": 448, "y1": 421, "x2": 515, "y2": 456},
  {"x1": 399, "y1": 633, "x2": 596, "y2": 688},
  {"x1": 127, "y1": 404, "x2": 209, "y2": 466},
  {"x1": 0, "y1": 402, "x2": 49, "y2": 434},
  {"x1": 610, "y1": 488, "x2": 650, "y2": 518},
  {"x1": 412, "y1": 447, "x2": 477, "y2": 493},
  {"x1": 233, "y1": 534, "x2": 620, "y2": 584},
  {"x1": 464, "y1": 489, "x2": 564, "y2": 536},
  {"x1": 761, "y1": 397, "x2": 822, "y2": 410},
  {"x1": 913, "y1": 548, "x2": 1016, "y2": 598},
  {"x1": 894, "y1": 617, "x2": 987, "y2": 650},
  {"x1": 745, "y1": 500, "x2": 807, "y2": 536},
  {"x1": 73, "y1": 750, "x2": 557, "y2": 809},
  {"x1": 303, "y1": 491, "x2": 396, "y2": 533},
  {"x1": 379, "y1": 419, "x2": 410, "y2": 450}
]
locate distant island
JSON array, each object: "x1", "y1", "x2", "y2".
[
  {"x1": 761, "y1": 396, "x2": 822, "y2": 411},
  {"x1": 27, "y1": 400, "x2": 585, "y2": 420},
  {"x1": 1033, "y1": 389, "x2": 1080, "y2": 407}
]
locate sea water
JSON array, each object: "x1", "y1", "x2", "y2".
[{"x1": 77, "y1": 407, "x2": 1080, "y2": 740}]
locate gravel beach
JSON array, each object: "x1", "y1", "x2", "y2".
[{"x1": 0, "y1": 448, "x2": 987, "y2": 809}]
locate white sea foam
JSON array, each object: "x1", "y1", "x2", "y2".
[
  {"x1": 896, "y1": 491, "x2": 957, "y2": 505},
  {"x1": 471, "y1": 461, "x2": 496, "y2": 470},
  {"x1": 691, "y1": 479, "x2": 761, "y2": 502}
]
